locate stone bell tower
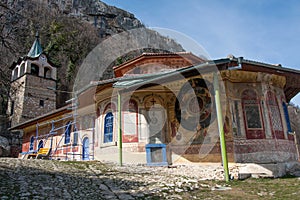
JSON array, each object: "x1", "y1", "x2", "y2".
[{"x1": 7, "y1": 32, "x2": 57, "y2": 127}]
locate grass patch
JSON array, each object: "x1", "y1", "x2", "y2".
[{"x1": 187, "y1": 177, "x2": 300, "y2": 200}]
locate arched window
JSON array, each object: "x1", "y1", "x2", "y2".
[
  {"x1": 64, "y1": 121, "x2": 72, "y2": 144},
  {"x1": 266, "y1": 91, "x2": 284, "y2": 139},
  {"x1": 29, "y1": 136, "x2": 35, "y2": 152},
  {"x1": 31, "y1": 64, "x2": 39, "y2": 76},
  {"x1": 44, "y1": 67, "x2": 51, "y2": 78},
  {"x1": 13, "y1": 68, "x2": 19, "y2": 80},
  {"x1": 242, "y1": 89, "x2": 265, "y2": 139},
  {"x1": 104, "y1": 112, "x2": 113, "y2": 143},
  {"x1": 20, "y1": 63, "x2": 25, "y2": 76},
  {"x1": 82, "y1": 137, "x2": 89, "y2": 160}
]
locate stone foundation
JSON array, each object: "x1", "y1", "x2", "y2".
[{"x1": 234, "y1": 139, "x2": 298, "y2": 163}]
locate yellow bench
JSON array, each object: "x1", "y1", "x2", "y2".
[
  {"x1": 26, "y1": 148, "x2": 51, "y2": 159},
  {"x1": 36, "y1": 148, "x2": 51, "y2": 159}
]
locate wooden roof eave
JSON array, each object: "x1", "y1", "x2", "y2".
[{"x1": 240, "y1": 59, "x2": 300, "y2": 102}]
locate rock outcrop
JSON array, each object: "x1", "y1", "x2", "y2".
[
  {"x1": 48, "y1": 0, "x2": 144, "y2": 38},
  {"x1": 0, "y1": 136, "x2": 10, "y2": 157}
]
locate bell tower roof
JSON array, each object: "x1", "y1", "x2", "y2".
[{"x1": 27, "y1": 32, "x2": 43, "y2": 58}]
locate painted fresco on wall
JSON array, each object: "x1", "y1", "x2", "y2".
[
  {"x1": 175, "y1": 78, "x2": 214, "y2": 133},
  {"x1": 266, "y1": 91, "x2": 284, "y2": 139}
]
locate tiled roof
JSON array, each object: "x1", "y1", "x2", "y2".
[{"x1": 27, "y1": 32, "x2": 43, "y2": 58}]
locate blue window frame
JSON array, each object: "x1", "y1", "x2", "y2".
[
  {"x1": 29, "y1": 136, "x2": 35, "y2": 151},
  {"x1": 73, "y1": 131, "x2": 78, "y2": 146},
  {"x1": 282, "y1": 102, "x2": 292, "y2": 133},
  {"x1": 104, "y1": 112, "x2": 113, "y2": 143},
  {"x1": 64, "y1": 122, "x2": 72, "y2": 144},
  {"x1": 82, "y1": 137, "x2": 89, "y2": 161}
]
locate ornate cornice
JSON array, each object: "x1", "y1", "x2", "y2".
[{"x1": 221, "y1": 70, "x2": 286, "y2": 88}]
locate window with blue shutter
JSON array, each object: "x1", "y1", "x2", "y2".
[
  {"x1": 64, "y1": 121, "x2": 72, "y2": 144},
  {"x1": 282, "y1": 102, "x2": 292, "y2": 133},
  {"x1": 29, "y1": 136, "x2": 35, "y2": 151},
  {"x1": 104, "y1": 112, "x2": 113, "y2": 143}
]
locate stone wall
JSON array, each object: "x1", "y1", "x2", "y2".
[
  {"x1": 21, "y1": 75, "x2": 56, "y2": 120},
  {"x1": 8, "y1": 74, "x2": 56, "y2": 127},
  {"x1": 0, "y1": 131, "x2": 22, "y2": 158},
  {"x1": 234, "y1": 139, "x2": 298, "y2": 163},
  {"x1": 0, "y1": 114, "x2": 22, "y2": 157},
  {"x1": 0, "y1": 136, "x2": 10, "y2": 157}
]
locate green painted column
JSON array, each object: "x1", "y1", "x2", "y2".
[
  {"x1": 213, "y1": 72, "x2": 230, "y2": 182},
  {"x1": 117, "y1": 91, "x2": 123, "y2": 166}
]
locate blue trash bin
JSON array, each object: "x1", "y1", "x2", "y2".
[{"x1": 145, "y1": 143, "x2": 169, "y2": 166}]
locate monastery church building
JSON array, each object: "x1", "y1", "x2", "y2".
[{"x1": 9, "y1": 34, "x2": 300, "y2": 167}]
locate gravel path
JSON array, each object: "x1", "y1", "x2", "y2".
[{"x1": 0, "y1": 158, "x2": 234, "y2": 199}]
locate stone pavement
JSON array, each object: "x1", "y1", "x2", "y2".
[{"x1": 0, "y1": 158, "x2": 234, "y2": 199}]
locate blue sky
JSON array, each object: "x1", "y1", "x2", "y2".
[{"x1": 102, "y1": 0, "x2": 300, "y2": 105}]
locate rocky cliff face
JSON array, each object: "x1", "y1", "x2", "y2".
[{"x1": 48, "y1": 0, "x2": 144, "y2": 38}]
